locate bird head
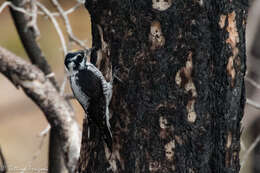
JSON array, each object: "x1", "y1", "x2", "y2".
[{"x1": 65, "y1": 49, "x2": 91, "y2": 72}]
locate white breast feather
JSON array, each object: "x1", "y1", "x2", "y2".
[{"x1": 70, "y1": 74, "x2": 89, "y2": 108}]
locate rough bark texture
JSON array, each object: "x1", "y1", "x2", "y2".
[
  {"x1": 78, "y1": 0, "x2": 248, "y2": 172},
  {"x1": 0, "y1": 47, "x2": 80, "y2": 173}
]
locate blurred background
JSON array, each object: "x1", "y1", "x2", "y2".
[
  {"x1": 0, "y1": 0, "x2": 259, "y2": 172},
  {"x1": 0, "y1": 0, "x2": 91, "y2": 172}
]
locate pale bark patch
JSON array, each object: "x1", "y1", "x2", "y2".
[
  {"x1": 149, "y1": 21, "x2": 165, "y2": 50},
  {"x1": 175, "y1": 52, "x2": 197, "y2": 123},
  {"x1": 159, "y1": 116, "x2": 174, "y2": 139},
  {"x1": 175, "y1": 135, "x2": 184, "y2": 145},
  {"x1": 226, "y1": 131, "x2": 232, "y2": 149},
  {"x1": 159, "y1": 116, "x2": 169, "y2": 129},
  {"x1": 152, "y1": 0, "x2": 173, "y2": 11},
  {"x1": 149, "y1": 161, "x2": 161, "y2": 172},
  {"x1": 219, "y1": 15, "x2": 227, "y2": 29},
  {"x1": 198, "y1": 0, "x2": 204, "y2": 6},
  {"x1": 105, "y1": 137, "x2": 125, "y2": 173},
  {"x1": 226, "y1": 11, "x2": 239, "y2": 87},
  {"x1": 175, "y1": 70, "x2": 181, "y2": 86},
  {"x1": 188, "y1": 168, "x2": 195, "y2": 173},
  {"x1": 165, "y1": 140, "x2": 175, "y2": 161},
  {"x1": 187, "y1": 99, "x2": 196, "y2": 123},
  {"x1": 96, "y1": 25, "x2": 112, "y2": 82},
  {"x1": 225, "y1": 131, "x2": 233, "y2": 167}
]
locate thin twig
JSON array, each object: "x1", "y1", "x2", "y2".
[
  {"x1": 0, "y1": 1, "x2": 32, "y2": 15},
  {"x1": 0, "y1": 1, "x2": 81, "y2": 16},
  {"x1": 246, "y1": 98, "x2": 260, "y2": 109},
  {"x1": 39, "y1": 124, "x2": 51, "y2": 137},
  {"x1": 46, "y1": 3, "x2": 82, "y2": 17},
  {"x1": 241, "y1": 135, "x2": 260, "y2": 169},
  {"x1": 9, "y1": 0, "x2": 60, "y2": 90},
  {"x1": 46, "y1": 72, "x2": 55, "y2": 78},
  {"x1": 36, "y1": 1, "x2": 68, "y2": 54},
  {"x1": 51, "y1": 0, "x2": 87, "y2": 48},
  {"x1": 60, "y1": 75, "x2": 68, "y2": 96},
  {"x1": 64, "y1": 2, "x2": 81, "y2": 15},
  {"x1": 27, "y1": 0, "x2": 40, "y2": 38}
]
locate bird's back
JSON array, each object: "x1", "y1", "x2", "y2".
[{"x1": 70, "y1": 68, "x2": 104, "y2": 110}]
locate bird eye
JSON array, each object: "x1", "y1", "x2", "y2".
[{"x1": 76, "y1": 54, "x2": 84, "y2": 63}]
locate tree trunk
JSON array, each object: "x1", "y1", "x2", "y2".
[{"x1": 78, "y1": 1, "x2": 248, "y2": 172}]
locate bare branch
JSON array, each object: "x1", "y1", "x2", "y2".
[
  {"x1": 51, "y1": 2, "x2": 82, "y2": 16},
  {"x1": 9, "y1": 1, "x2": 68, "y2": 172},
  {"x1": 0, "y1": 147, "x2": 7, "y2": 173},
  {"x1": 8, "y1": 1, "x2": 69, "y2": 172},
  {"x1": 39, "y1": 124, "x2": 51, "y2": 137},
  {"x1": 51, "y1": 0, "x2": 87, "y2": 48},
  {"x1": 46, "y1": 72, "x2": 55, "y2": 78},
  {"x1": 64, "y1": 2, "x2": 81, "y2": 15},
  {"x1": 60, "y1": 75, "x2": 68, "y2": 96},
  {"x1": 4, "y1": 1, "x2": 84, "y2": 172},
  {"x1": 49, "y1": 129, "x2": 68, "y2": 173},
  {"x1": 0, "y1": 47, "x2": 81, "y2": 173},
  {"x1": 57, "y1": 0, "x2": 95, "y2": 96},
  {"x1": 0, "y1": 1, "x2": 32, "y2": 15},
  {"x1": 9, "y1": 0, "x2": 59, "y2": 90},
  {"x1": 246, "y1": 98, "x2": 260, "y2": 109},
  {"x1": 27, "y1": 0, "x2": 40, "y2": 38},
  {"x1": 0, "y1": 1, "x2": 81, "y2": 17},
  {"x1": 36, "y1": 1, "x2": 67, "y2": 54}
]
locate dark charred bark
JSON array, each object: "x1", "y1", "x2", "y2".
[{"x1": 78, "y1": 0, "x2": 248, "y2": 172}]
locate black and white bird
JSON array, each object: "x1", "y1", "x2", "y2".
[{"x1": 65, "y1": 50, "x2": 113, "y2": 151}]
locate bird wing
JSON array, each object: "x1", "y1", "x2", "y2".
[
  {"x1": 77, "y1": 68, "x2": 104, "y2": 100},
  {"x1": 77, "y1": 67, "x2": 113, "y2": 151}
]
